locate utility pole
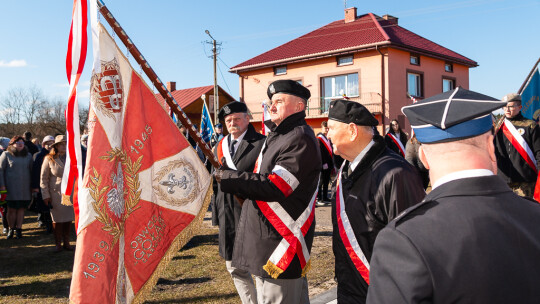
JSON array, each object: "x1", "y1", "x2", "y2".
[{"x1": 205, "y1": 30, "x2": 221, "y2": 124}]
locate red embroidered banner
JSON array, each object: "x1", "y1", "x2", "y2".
[{"x1": 69, "y1": 23, "x2": 212, "y2": 303}]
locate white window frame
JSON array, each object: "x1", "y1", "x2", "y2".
[
  {"x1": 274, "y1": 66, "x2": 287, "y2": 76},
  {"x1": 407, "y1": 72, "x2": 422, "y2": 97}
]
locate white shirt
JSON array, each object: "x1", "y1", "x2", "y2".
[
  {"x1": 350, "y1": 140, "x2": 375, "y2": 172},
  {"x1": 229, "y1": 129, "x2": 247, "y2": 153},
  {"x1": 431, "y1": 169, "x2": 494, "y2": 190}
]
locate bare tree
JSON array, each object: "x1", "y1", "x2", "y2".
[{"x1": 23, "y1": 85, "x2": 46, "y2": 127}]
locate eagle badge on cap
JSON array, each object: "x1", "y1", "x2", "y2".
[
  {"x1": 269, "y1": 84, "x2": 275, "y2": 94},
  {"x1": 224, "y1": 106, "x2": 231, "y2": 114}
]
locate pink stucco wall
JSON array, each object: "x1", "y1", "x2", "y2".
[{"x1": 237, "y1": 47, "x2": 472, "y2": 134}]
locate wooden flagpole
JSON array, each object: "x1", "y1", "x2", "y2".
[{"x1": 96, "y1": 0, "x2": 219, "y2": 168}]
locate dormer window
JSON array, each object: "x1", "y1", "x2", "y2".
[
  {"x1": 337, "y1": 55, "x2": 353, "y2": 66},
  {"x1": 410, "y1": 54, "x2": 420, "y2": 65},
  {"x1": 274, "y1": 66, "x2": 287, "y2": 76},
  {"x1": 445, "y1": 63, "x2": 453, "y2": 72}
]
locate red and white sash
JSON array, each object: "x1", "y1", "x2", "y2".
[
  {"x1": 388, "y1": 133, "x2": 405, "y2": 157},
  {"x1": 501, "y1": 119, "x2": 537, "y2": 172},
  {"x1": 318, "y1": 134, "x2": 333, "y2": 157},
  {"x1": 253, "y1": 141, "x2": 317, "y2": 278},
  {"x1": 336, "y1": 163, "x2": 370, "y2": 284},
  {"x1": 216, "y1": 136, "x2": 237, "y2": 170}
]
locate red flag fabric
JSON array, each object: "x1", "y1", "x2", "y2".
[
  {"x1": 63, "y1": 0, "x2": 87, "y2": 221},
  {"x1": 69, "y1": 23, "x2": 213, "y2": 303}
]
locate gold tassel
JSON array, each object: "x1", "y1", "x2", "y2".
[
  {"x1": 61, "y1": 194, "x2": 73, "y2": 206},
  {"x1": 263, "y1": 260, "x2": 284, "y2": 279},
  {"x1": 301, "y1": 258, "x2": 311, "y2": 277}
]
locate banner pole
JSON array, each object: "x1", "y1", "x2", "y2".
[
  {"x1": 518, "y1": 57, "x2": 540, "y2": 94},
  {"x1": 96, "y1": 0, "x2": 219, "y2": 168}
]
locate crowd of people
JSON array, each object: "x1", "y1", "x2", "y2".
[
  {"x1": 3, "y1": 79, "x2": 540, "y2": 303},
  {"x1": 211, "y1": 80, "x2": 540, "y2": 304},
  {"x1": 0, "y1": 131, "x2": 87, "y2": 252}
]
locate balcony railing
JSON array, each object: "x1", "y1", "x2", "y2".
[{"x1": 250, "y1": 92, "x2": 383, "y2": 121}]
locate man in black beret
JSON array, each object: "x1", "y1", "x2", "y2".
[
  {"x1": 215, "y1": 80, "x2": 320, "y2": 303},
  {"x1": 367, "y1": 87, "x2": 540, "y2": 303},
  {"x1": 326, "y1": 99, "x2": 424, "y2": 304},
  {"x1": 211, "y1": 101, "x2": 265, "y2": 304}
]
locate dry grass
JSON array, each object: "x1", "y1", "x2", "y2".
[{"x1": 0, "y1": 207, "x2": 335, "y2": 303}]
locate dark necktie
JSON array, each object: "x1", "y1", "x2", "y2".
[{"x1": 230, "y1": 140, "x2": 237, "y2": 157}]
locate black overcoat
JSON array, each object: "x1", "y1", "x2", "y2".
[
  {"x1": 494, "y1": 113, "x2": 540, "y2": 183},
  {"x1": 332, "y1": 135, "x2": 425, "y2": 303},
  {"x1": 220, "y1": 111, "x2": 321, "y2": 279},
  {"x1": 367, "y1": 175, "x2": 540, "y2": 304},
  {"x1": 212, "y1": 124, "x2": 265, "y2": 260}
]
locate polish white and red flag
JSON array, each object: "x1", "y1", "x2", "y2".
[
  {"x1": 69, "y1": 11, "x2": 212, "y2": 304},
  {"x1": 62, "y1": 0, "x2": 87, "y2": 224}
]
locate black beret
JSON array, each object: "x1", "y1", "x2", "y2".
[
  {"x1": 218, "y1": 101, "x2": 248, "y2": 121},
  {"x1": 328, "y1": 99, "x2": 378, "y2": 126},
  {"x1": 267, "y1": 80, "x2": 311, "y2": 101}
]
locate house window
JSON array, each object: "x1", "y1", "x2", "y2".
[
  {"x1": 321, "y1": 73, "x2": 359, "y2": 112},
  {"x1": 445, "y1": 63, "x2": 453, "y2": 72},
  {"x1": 337, "y1": 55, "x2": 353, "y2": 66},
  {"x1": 407, "y1": 72, "x2": 423, "y2": 97},
  {"x1": 410, "y1": 54, "x2": 420, "y2": 65},
  {"x1": 443, "y1": 78, "x2": 455, "y2": 92},
  {"x1": 274, "y1": 66, "x2": 287, "y2": 75}
]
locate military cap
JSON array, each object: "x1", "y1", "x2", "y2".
[
  {"x1": 218, "y1": 101, "x2": 248, "y2": 121},
  {"x1": 402, "y1": 87, "x2": 505, "y2": 144},
  {"x1": 328, "y1": 99, "x2": 378, "y2": 126},
  {"x1": 214, "y1": 123, "x2": 222, "y2": 128},
  {"x1": 267, "y1": 80, "x2": 311, "y2": 101},
  {"x1": 502, "y1": 93, "x2": 521, "y2": 103}
]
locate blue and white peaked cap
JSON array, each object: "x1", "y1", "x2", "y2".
[{"x1": 402, "y1": 87, "x2": 506, "y2": 144}]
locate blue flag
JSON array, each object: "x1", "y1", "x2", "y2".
[
  {"x1": 200, "y1": 102, "x2": 215, "y2": 143},
  {"x1": 521, "y1": 67, "x2": 540, "y2": 121}
]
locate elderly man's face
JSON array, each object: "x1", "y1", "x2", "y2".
[
  {"x1": 503, "y1": 101, "x2": 522, "y2": 119},
  {"x1": 224, "y1": 113, "x2": 250, "y2": 138},
  {"x1": 327, "y1": 120, "x2": 352, "y2": 160},
  {"x1": 269, "y1": 93, "x2": 305, "y2": 126}
]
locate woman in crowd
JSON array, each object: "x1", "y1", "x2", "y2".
[
  {"x1": 40, "y1": 135, "x2": 75, "y2": 252},
  {"x1": 385, "y1": 119, "x2": 408, "y2": 157},
  {"x1": 0, "y1": 136, "x2": 33, "y2": 239}
]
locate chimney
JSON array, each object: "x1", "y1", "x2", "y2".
[
  {"x1": 345, "y1": 7, "x2": 357, "y2": 23},
  {"x1": 166, "y1": 81, "x2": 176, "y2": 92},
  {"x1": 382, "y1": 14, "x2": 398, "y2": 25}
]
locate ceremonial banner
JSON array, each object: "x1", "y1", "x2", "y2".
[
  {"x1": 520, "y1": 64, "x2": 540, "y2": 121},
  {"x1": 69, "y1": 23, "x2": 212, "y2": 303},
  {"x1": 200, "y1": 102, "x2": 214, "y2": 143}
]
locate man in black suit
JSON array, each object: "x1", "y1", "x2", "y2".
[
  {"x1": 212, "y1": 101, "x2": 265, "y2": 304},
  {"x1": 367, "y1": 87, "x2": 540, "y2": 303}
]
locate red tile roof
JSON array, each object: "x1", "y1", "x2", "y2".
[
  {"x1": 231, "y1": 13, "x2": 477, "y2": 72},
  {"x1": 155, "y1": 85, "x2": 235, "y2": 110}
]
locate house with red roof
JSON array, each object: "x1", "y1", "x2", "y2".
[
  {"x1": 230, "y1": 7, "x2": 477, "y2": 134},
  {"x1": 155, "y1": 82, "x2": 235, "y2": 128}
]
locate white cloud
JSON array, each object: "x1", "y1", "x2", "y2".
[
  {"x1": 0, "y1": 59, "x2": 28, "y2": 68},
  {"x1": 78, "y1": 89, "x2": 90, "y2": 98}
]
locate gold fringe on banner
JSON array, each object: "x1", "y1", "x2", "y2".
[{"x1": 132, "y1": 180, "x2": 214, "y2": 304}]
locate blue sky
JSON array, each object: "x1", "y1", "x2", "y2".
[{"x1": 1, "y1": 0, "x2": 539, "y2": 108}]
